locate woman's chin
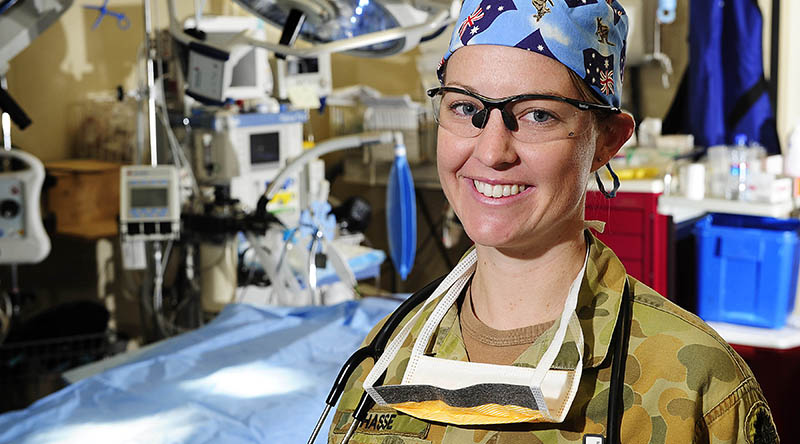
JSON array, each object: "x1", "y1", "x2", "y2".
[{"x1": 463, "y1": 224, "x2": 524, "y2": 250}]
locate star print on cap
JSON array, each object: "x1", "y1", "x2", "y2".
[{"x1": 438, "y1": 0, "x2": 629, "y2": 108}]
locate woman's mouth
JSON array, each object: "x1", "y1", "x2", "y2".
[{"x1": 472, "y1": 179, "x2": 528, "y2": 198}]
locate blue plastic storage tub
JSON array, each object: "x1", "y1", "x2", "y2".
[{"x1": 694, "y1": 214, "x2": 800, "y2": 329}]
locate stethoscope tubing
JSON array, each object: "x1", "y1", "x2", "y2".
[
  {"x1": 313, "y1": 277, "x2": 631, "y2": 444},
  {"x1": 606, "y1": 279, "x2": 632, "y2": 444},
  {"x1": 306, "y1": 276, "x2": 446, "y2": 444}
]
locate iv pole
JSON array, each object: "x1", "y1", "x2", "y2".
[
  {"x1": 140, "y1": 0, "x2": 170, "y2": 338},
  {"x1": 0, "y1": 76, "x2": 19, "y2": 320},
  {"x1": 143, "y1": 0, "x2": 158, "y2": 167},
  {"x1": 0, "y1": 76, "x2": 15, "y2": 343}
]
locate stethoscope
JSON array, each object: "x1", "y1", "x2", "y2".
[{"x1": 307, "y1": 276, "x2": 632, "y2": 444}]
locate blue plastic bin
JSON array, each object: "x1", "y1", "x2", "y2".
[{"x1": 694, "y1": 214, "x2": 800, "y2": 329}]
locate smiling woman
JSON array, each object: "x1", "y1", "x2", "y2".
[
  {"x1": 434, "y1": 46, "x2": 622, "y2": 266},
  {"x1": 328, "y1": 0, "x2": 779, "y2": 443}
]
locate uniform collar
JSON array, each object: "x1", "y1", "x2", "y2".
[{"x1": 428, "y1": 231, "x2": 627, "y2": 369}]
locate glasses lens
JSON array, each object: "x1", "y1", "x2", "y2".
[
  {"x1": 432, "y1": 90, "x2": 485, "y2": 138},
  {"x1": 430, "y1": 89, "x2": 591, "y2": 143},
  {"x1": 507, "y1": 98, "x2": 587, "y2": 143}
]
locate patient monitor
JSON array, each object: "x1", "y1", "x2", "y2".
[{"x1": 183, "y1": 16, "x2": 273, "y2": 105}]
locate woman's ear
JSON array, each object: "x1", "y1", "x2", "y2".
[{"x1": 591, "y1": 112, "x2": 635, "y2": 172}]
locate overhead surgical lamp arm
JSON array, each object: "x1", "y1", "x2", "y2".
[
  {"x1": 0, "y1": 81, "x2": 31, "y2": 131},
  {"x1": 166, "y1": 0, "x2": 454, "y2": 58},
  {"x1": 239, "y1": 9, "x2": 453, "y2": 58}
]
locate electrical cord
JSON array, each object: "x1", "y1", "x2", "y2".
[
  {"x1": 235, "y1": 247, "x2": 258, "y2": 303},
  {"x1": 152, "y1": 239, "x2": 193, "y2": 338},
  {"x1": 159, "y1": 239, "x2": 174, "y2": 278},
  {"x1": 155, "y1": 85, "x2": 201, "y2": 199},
  {"x1": 275, "y1": 227, "x2": 299, "y2": 280},
  {"x1": 0, "y1": 291, "x2": 11, "y2": 345}
]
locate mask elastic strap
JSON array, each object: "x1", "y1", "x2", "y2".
[
  {"x1": 363, "y1": 250, "x2": 477, "y2": 403},
  {"x1": 594, "y1": 163, "x2": 620, "y2": 198}
]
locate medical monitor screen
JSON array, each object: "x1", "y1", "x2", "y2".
[
  {"x1": 131, "y1": 188, "x2": 168, "y2": 208},
  {"x1": 231, "y1": 48, "x2": 258, "y2": 87},
  {"x1": 288, "y1": 57, "x2": 319, "y2": 75},
  {"x1": 250, "y1": 132, "x2": 280, "y2": 165}
]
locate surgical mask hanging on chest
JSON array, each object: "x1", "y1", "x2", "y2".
[{"x1": 363, "y1": 249, "x2": 589, "y2": 425}]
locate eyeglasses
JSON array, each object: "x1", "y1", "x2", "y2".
[{"x1": 426, "y1": 86, "x2": 620, "y2": 143}]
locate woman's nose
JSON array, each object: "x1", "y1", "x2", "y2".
[{"x1": 473, "y1": 109, "x2": 519, "y2": 168}]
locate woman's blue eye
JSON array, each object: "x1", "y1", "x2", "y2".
[
  {"x1": 451, "y1": 102, "x2": 480, "y2": 116},
  {"x1": 528, "y1": 110, "x2": 553, "y2": 123}
]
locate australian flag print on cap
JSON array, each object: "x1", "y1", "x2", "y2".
[
  {"x1": 457, "y1": 0, "x2": 517, "y2": 46},
  {"x1": 437, "y1": 0, "x2": 629, "y2": 108},
  {"x1": 609, "y1": 1, "x2": 626, "y2": 24},
  {"x1": 583, "y1": 48, "x2": 615, "y2": 96},
  {"x1": 515, "y1": 30, "x2": 556, "y2": 60}
]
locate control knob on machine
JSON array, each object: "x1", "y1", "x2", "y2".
[{"x1": 0, "y1": 200, "x2": 20, "y2": 219}]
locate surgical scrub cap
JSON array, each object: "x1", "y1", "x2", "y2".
[{"x1": 437, "y1": 0, "x2": 629, "y2": 108}]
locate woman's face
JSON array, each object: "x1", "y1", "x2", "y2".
[{"x1": 436, "y1": 45, "x2": 606, "y2": 254}]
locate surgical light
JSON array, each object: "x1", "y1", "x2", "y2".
[{"x1": 232, "y1": 0, "x2": 454, "y2": 57}]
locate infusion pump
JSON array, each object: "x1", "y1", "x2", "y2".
[
  {"x1": 0, "y1": 149, "x2": 50, "y2": 264},
  {"x1": 119, "y1": 165, "x2": 180, "y2": 240}
]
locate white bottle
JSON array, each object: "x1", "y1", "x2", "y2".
[
  {"x1": 706, "y1": 145, "x2": 729, "y2": 198},
  {"x1": 741, "y1": 142, "x2": 767, "y2": 202}
]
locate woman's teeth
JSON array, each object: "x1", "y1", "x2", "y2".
[{"x1": 473, "y1": 179, "x2": 527, "y2": 198}]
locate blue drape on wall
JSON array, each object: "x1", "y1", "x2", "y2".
[{"x1": 687, "y1": 0, "x2": 780, "y2": 154}]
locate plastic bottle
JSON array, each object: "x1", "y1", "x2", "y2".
[
  {"x1": 726, "y1": 135, "x2": 748, "y2": 200},
  {"x1": 742, "y1": 141, "x2": 767, "y2": 202},
  {"x1": 706, "y1": 145, "x2": 729, "y2": 198}
]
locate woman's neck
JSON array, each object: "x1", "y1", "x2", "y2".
[{"x1": 469, "y1": 228, "x2": 587, "y2": 331}]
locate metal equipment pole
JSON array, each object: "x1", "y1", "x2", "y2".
[
  {"x1": 1, "y1": 76, "x2": 18, "y2": 312},
  {"x1": 143, "y1": 0, "x2": 158, "y2": 166},
  {"x1": 1, "y1": 76, "x2": 10, "y2": 152}
]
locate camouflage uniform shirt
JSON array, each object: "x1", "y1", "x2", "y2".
[{"x1": 328, "y1": 233, "x2": 779, "y2": 444}]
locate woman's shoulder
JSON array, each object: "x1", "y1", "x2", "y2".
[
  {"x1": 628, "y1": 276, "x2": 729, "y2": 346},
  {"x1": 625, "y1": 275, "x2": 763, "y2": 407},
  {"x1": 625, "y1": 276, "x2": 778, "y2": 441}
]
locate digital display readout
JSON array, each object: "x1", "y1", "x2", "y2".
[
  {"x1": 289, "y1": 57, "x2": 319, "y2": 75},
  {"x1": 131, "y1": 188, "x2": 168, "y2": 208},
  {"x1": 250, "y1": 132, "x2": 280, "y2": 164}
]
